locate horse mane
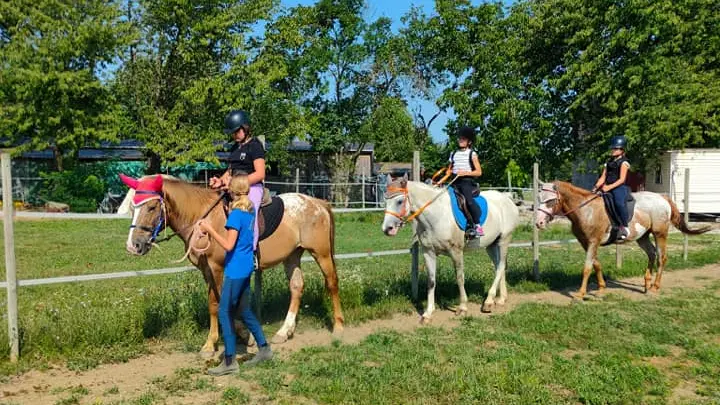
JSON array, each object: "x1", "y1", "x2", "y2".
[
  {"x1": 554, "y1": 180, "x2": 593, "y2": 197},
  {"x1": 155, "y1": 176, "x2": 222, "y2": 225}
]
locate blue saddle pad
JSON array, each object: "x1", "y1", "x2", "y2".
[{"x1": 448, "y1": 187, "x2": 488, "y2": 230}]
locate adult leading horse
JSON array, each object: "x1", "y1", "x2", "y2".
[
  {"x1": 535, "y1": 181, "x2": 711, "y2": 298},
  {"x1": 382, "y1": 174, "x2": 520, "y2": 320},
  {"x1": 120, "y1": 174, "x2": 344, "y2": 356}
]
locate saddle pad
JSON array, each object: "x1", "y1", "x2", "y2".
[
  {"x1": 258, "y1": 196, "x2": 284, "y2": 241},
  {"x1": 448, "y1": 187, "x2": 488, "y2": 231}
]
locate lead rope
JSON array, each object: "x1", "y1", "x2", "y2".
[{"x1": 173, "y1": 222, "x2": 212, "y2": 263}]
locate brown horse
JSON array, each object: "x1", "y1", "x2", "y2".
[
  {"x1": 536, "y1": 181, "x2": 711, "y2": 298},
  {"x1": 120, "y1": 174, "x2": 344, "y2": 357}
]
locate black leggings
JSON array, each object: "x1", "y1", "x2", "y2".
[{"x1": 456, "y1": 178, "x2": 481, "y2": 225}]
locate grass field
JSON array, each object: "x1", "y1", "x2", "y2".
[{"x1": 0, "y1": 212, "x2": 718, "y2": 385}]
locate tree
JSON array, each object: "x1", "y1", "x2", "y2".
[
  {"x1": 113, "y1": 0, "x2": 277, "y2": 173},
  {"x1": 0, "y1": 0, "x2": 132, "y2": 171},
  {"x1": 519, "y1": 0, "x2": 720, "y2": 171}
]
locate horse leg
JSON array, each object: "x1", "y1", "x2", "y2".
[
  {"x1": 273, "y1": 249, "x2": 305, "y2": 344},
  {"x1": 482, "y1": 242, "x2": 501, "y2": 313},
  {"x1": 572, "y1": 243, "x2": 598, "y2": 299},
  {"x1": 421, "y1": 249, "x2": 438, "y2": 324},
  {"x1": 651, "y1": 232, "x2": 668, "y2": 292},
  {"x1": 636, "y1": 234, "x2": 657, "y2": 293},
  {"x1": 311, "y1": 251, "x2": 345, "y2": 335},
  {"x1": 497, "y1": 236, "x2": 511, "y2": 305},
  {"x1": 200, "y1": 264, "x2": 223, "y2": 358},
  {"x1": 592, "y1": 259, "x2": 606, "y2": 295},
  {"x1": 449, "y1": 248, "x2": 468, "y2": 316}
]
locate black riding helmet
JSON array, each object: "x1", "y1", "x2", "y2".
[
  {"x1": 457, "y1": 126, "x2": 476, "y2": 144},
  {"x1": 609, "y1": 135, "x2": 627, "y2": 150},
  {"x1": 223, "y1": 110, "x2": 251, "y2": 135}
]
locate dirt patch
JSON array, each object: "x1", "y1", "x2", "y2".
[{"x1": 3, "y1": 263, "x2": 720, "y2": 404}]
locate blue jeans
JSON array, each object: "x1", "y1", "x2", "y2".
[
  {"x1": 609, "y1": 185, "x2": 630, "y2": 227},
  {"x1": 219, "y1": 275, "x2": 267, "y2": 357}
]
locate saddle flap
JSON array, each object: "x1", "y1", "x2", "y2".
[{"x1": 261, "y1": 187, "x2": 272, "y2": 207}]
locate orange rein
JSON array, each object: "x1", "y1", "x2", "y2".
[
  {"x1": 539, "y1": 185, "x2": 601, "y2": 220},
  {"x1": 385, "y1": 175, "x2": 459, "y2": 223}
]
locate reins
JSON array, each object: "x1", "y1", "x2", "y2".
[
  {"x1": 538, "y1": 186, "x2": 601, "y2": 220},
  {"x1": 385, "y1": 175, "x2": 459, "y2": 224}
]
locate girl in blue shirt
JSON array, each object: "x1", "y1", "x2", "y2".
[{"x1": 199, "y1": 175, "x2": 273, "y2": 375}]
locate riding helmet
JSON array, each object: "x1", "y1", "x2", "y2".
[
  {"x1": 223, "y1": 110, "x2": 251, "y2": 135},
  {"x1": 609, "y1": 135, "x2": 627, "y2": 150},
  {"x1": 457, "y1": 126, "x2": 477, "y2": 144}
]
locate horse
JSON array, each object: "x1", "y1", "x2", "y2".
[
  {"x1": 535, "y1": 181, "x2": 712, "y2": 298},
  {"x1": 119, "y1": 174, "x2": 344, "y2": 357},
  {"x1": 381, "y1": 174, "x2": 520, "y2": 320}
]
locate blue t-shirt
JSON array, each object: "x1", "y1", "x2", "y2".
[{"x1": 224, "y1": 209, "x2": 255, "y2": 279}]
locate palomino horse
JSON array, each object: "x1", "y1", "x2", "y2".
[
  {"x1": 120, "y1": 174, "x2": 344, "y2": 356},
  {"x1": 536, "y1": 181, "x2": 711, "y2": 298},
  {"x1": 382, "y1": 174, "x2": 520, "y2": 320}
]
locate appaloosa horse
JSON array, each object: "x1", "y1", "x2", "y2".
[
  {"x1": 536, "y1": 181, "x2": 711, "y2": 298},
  {"x1": 120, "y1": 174, "x2": 344, "y2": 357},
  {"x1": 382, "y1": 174, "x2": 520, "y2": 319}
]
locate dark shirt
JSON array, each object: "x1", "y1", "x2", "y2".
[
  {"x1": 605, "y1": 156, "x2": 630, "y2": 185},
  {"x1": 228, "y1": 138, "x2": 265, "y2": 176}
]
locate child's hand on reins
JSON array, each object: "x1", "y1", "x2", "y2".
[{"x1": 197, "y1": 220, "x2": 211, "y2": 233}]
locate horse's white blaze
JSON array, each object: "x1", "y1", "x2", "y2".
[{"x1": 126, "y1": 207, "x2": 141, "y2": 251}]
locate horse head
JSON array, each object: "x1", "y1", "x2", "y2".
[
  {"x1": 381, "y1": 173, "x2": 409, "y2": 236},
  {"x1": 119, "y1": 174, "x2": 165, "y2": 255},
  {"x1": 535, "y1": 181, "x2": 562, "y2": 229}
]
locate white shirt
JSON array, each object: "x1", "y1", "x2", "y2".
[{"x1": 449, "y1": 149, "x2": 477, "y2": 174}]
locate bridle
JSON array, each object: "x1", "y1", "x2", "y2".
[
  {"x1": 129, "y1": 190, "x2": 167, "y2": 243},
  {"x1": 537, "y1": 185, "x2": 601, "y2": 221}
]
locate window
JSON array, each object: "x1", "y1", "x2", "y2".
[{"x1": 654, "y1": 164, "x2": 662, "y2": 184}]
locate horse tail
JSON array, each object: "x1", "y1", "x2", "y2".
[{"x1": 663, "y1": 195, "x2": 712, "y2": 235}]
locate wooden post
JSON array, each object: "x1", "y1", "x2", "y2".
[
  {"x1": 532, "y1": 163, "x2": 540, "y2": 281},
  {"x1": 361, "y1": 174, "x2": 366, "y2": 208},
  {"x1": 295, "y1": 167, "x2": 300, "y2": 193},
  {"x1": 683, "y1": 168, "x2": 690, "y2": 261},
  {"x1": 616, "y1": 244, "x2": 622, "y2": 269},
  {"x1": 507, "y1": 170, "x2": 512, "y2": 192},
  {"x1": 410, "y1": 151, "x2": 421, "y2": 301},
  {"x1": 2, "y1": 152, "x2": 19, "y2": 362}
]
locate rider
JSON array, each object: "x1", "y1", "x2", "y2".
[
  {"x1": 209, "y1": 110, "x2": 266, "y2": 250},
  {"x1": 593, "y1": 135, "x2": 631, "y2": 240},
  {"x1": 449, "y1": 126, "x2": 484, "y2": 239}
]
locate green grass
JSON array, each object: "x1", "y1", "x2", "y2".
[
  {"x1": 0, "y1": 213, "x2": 717, "y2": 380},
  {"x1": 241, "y1": 286, "x2": 720, "y2": 404}
]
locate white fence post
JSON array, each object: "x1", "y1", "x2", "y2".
[
  {"x1": 361, "y1": 174, "x2": 366, "y2": 208},
  {"x1": 2, "y1": 151, "x2": 19, "y2": 362},
  {"x1": 532, "y1": 163, "x2": 540, "y2": 281},
  {"x1": 683, "y1": 168, "x2": 690, "y2": 261},
  {"x1": 295, "y1": 168, "x2": 300, "y2": 194},
  {"x1": 410, "y1": 151, "x2": 421, "y2": 301},
  {"x1": 507, "y1": 171, "x2": 512, "y2": 192}
]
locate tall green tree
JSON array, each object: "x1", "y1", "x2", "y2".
[
  {"x1": 520, "y1": 0, "x2": 720, "y2": 171},
  {"x1": 0, "y1": 0, "x2": 132, "y2": 170},
  {"x1": 113, "y1": 0, "x2": 277, "y2": 173}
]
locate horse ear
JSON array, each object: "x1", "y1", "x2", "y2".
[
  {"x1": 386, "y1": 174, "x2": 393, "y2": 183},
  {"x1": 149, "y1": 174, "x2": 164, "y2": 192},
  {"x1": 400, "y1": 173, "x2": 408, "y2": 188},
  {"x1": 403, "y1": 172, "x2": 409, "y2": 181},
  {"x1": 119, "y1": 174, "x2": 139, "y2": 190}
]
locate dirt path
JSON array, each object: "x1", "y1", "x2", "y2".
[{"x1": 3, "y1": 263, "x2": 720, "y2": 405}]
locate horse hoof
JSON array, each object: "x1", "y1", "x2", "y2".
[
  {"x1": 570, "y1": 292, "x2": 586, "y2": 301},
  {"x1": 481, "y1": 303, "x2": 493, "y2": 313},
  {"x1": 270, "y1": 334, "x2": 289, "y2": 345},
  {"x1": 199, "y1": 350, "x2": 216, "y2": 360},
  {"x1": 455, "y1": 309, "x2": 468, "y2": 317},
  {"x1": 420, "y1": 316, "x2": 432, "y2": 325},
  {"x1": 647, "y1": 287, "x2": 659, "y2": 295}
]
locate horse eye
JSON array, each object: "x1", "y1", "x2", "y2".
[{"x1": 147, "y1": 205, "x2": 157, "y2": 212}]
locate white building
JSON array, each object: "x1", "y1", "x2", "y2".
[{"x1": 644, "y1": 149, "x2": 720, "y2": 214}]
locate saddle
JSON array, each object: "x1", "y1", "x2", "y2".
[
  {"x1": 222, "y1": 187, "x2": 284, "y2": 241},
  {"x1": 453, "y1": 186, "x2": 480, "y2": 228},
  {"x1": 601, "y1": 192, "x2": 636, "y2": 246}
]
